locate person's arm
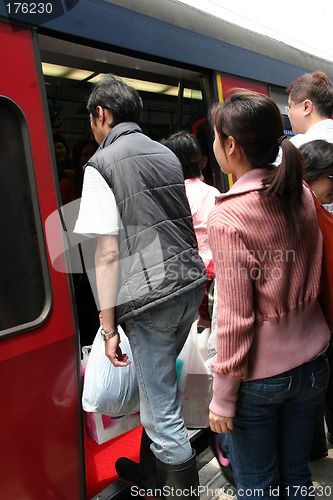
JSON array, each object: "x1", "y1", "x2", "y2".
[
  {"x1": 207, "y1": 219, "x2": 255, "y2": 431},
  {"x1": 95, "y1": 234, "x2": 130, "y2": 367},
  {"x1": 74, "y1": 167, "x2": 128, "y2": 365}
]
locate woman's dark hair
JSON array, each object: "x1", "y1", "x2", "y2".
[
  {"x1": 87, "y1": 74, "x2": 143, "y2": 127},
  {"x1": 161, "y1": 131, "x2": 201, "y2": 179},
  {"x1": 53, "y1": 134, "x2": 69, "y2": 154},
  {"x1": 209, "y1": 89, "x2": 305, "y2": 240},
  {"x1": 72, "y1": 139, "x2": 98, "y2": 172},
  {"x1": 52, "y1": 134, "x2": 72, "y2": 172},
  {"x1": 300, "y1": 140, "x2": 333, "y2": 182},
  {"x1": 72, "y1": 138, "x2": 98, "y2": 196}
]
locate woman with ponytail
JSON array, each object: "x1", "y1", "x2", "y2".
[{"x1": 207, "y1": 90, "x2": 330, "y2": 499}]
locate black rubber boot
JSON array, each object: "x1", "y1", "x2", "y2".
[
  {"x1": 115, "y1": 429, "x2": 158, "y2": 492},
  {"x1": 155, "y1": 450, "x2": 199, "y2": 499}
]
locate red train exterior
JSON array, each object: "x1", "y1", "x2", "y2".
[
  {"x1": 0, "y1": 21, "x2": 84, "y2": 498},
  {"x1": 1, "y1": 2, "x2": 333, "y2": 498}
]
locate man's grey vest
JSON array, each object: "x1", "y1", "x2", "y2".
[{"x1": 87, "y1": 122, "x2": 207, "y2": 323}]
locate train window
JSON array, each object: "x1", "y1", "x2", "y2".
[
  {"x1": 269, "y1": 85, "x2": 295, "y2": 138},
  {"x1": 38, "y1": 34, "x2": 208, "y2": 143},
  {"x1": 38, "y1": 34, "x2": 216, "y2": 186},
  {"x1": 0, "y1": 97, "x2": 51, "y2": 338}
]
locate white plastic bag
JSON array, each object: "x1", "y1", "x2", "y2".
[
  {"x1": 82, "y1": 326, "x2": 140, "y2": 416},
  {"x1": 206, "y1": 280, "x2": 218, "y2": 369},
  {"x1": 178, "y1": 321, "x2": 213, "y2": 428},
  {"x1": 197, "y1": 327, "x2": 211, "y2": 361}
]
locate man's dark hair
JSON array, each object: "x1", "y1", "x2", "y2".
[
  {"x1": 300, "y1": 140, "x2": 333, "y2": 182},
  {"x1": 286, "y1": 71, "x2": 333, "y2": 118},
  {"x1": 87, "y1": 74, "x2": 143, "y2": 127},
  {"x1": 161, "y1": 131, "x2": 201, "y2": 179}
]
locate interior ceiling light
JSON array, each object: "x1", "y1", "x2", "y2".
[
  {"x1": 85, "y1": 73, "x2": 202, "y2": 99},
  {"x1": 42, "y1": 63, "x2": 94, "y2": 81},
  {"x1": 42, "y1": 63, "x2": 202, "y2": 99},
  {"x1": 163, "y1": 88, "x2": 203, "y2": 100}
]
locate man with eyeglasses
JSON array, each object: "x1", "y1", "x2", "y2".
[
  {"x1": 286, "y1": 71, "x2": 333, "y2": 463},
  {"x1": 286, "y1": 70, "x2": 333, "y2": 147},
  {"x1": 285, "y1": 71, "x2": 333, "y2": 214}
]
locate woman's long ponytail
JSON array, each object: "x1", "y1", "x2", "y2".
[{"x1": 261, "y1": 137, "x2": 305, "y2": 241}]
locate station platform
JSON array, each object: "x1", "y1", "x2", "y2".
[
  {"x1": 198, "y1": 441, "x2": 333, "y2": 500},
  {"x1": 309, "y1": 444, "x2": 333, "y2": 500},
  {"x1": 93, "y1": 431, "x2": 333, "y2": 500}
]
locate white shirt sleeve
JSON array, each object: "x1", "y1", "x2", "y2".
[{"x1": 74, "y1": 166, "x2": 119, "y2": 236}]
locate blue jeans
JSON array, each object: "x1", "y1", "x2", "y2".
[
  {"x1": 225, "y1": 354, "x2": 330, "y2": 500},
  {"x1": 125, "y1": 284, "x2": 205, "y2": 465}
]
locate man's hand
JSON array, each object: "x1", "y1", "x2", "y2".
[
  {"x1": 209, "y1": 410, "x2": 233, "y2": 434},
  {"x1": 104, "y1": 333, "x2": 131, "y2": 367}
]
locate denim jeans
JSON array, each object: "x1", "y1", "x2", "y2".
[
  {"x1": 311, "y1": 335, "x2": 333, "y2": 456},
  {"x1": 125, "y1": 284, "x2": 205, "y2": 465},
  {"x1": 225, "y1": 354, "x2": 330, "y2": 500}
]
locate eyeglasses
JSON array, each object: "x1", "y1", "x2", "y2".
[{"x1": 285, "y1": 100, "x2": 307, "y2": 114}]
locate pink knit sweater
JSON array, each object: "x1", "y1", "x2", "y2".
[{"x1": 208, "y1": 168, "x2": 331, "y2": 418}]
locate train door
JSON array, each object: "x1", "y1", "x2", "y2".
[
  {"x1": 0, "y1": 20, "x2": 85, "y2": 499},
  {"x1": 36, "y1": 33, "x2": 216, "y2": 499}
]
